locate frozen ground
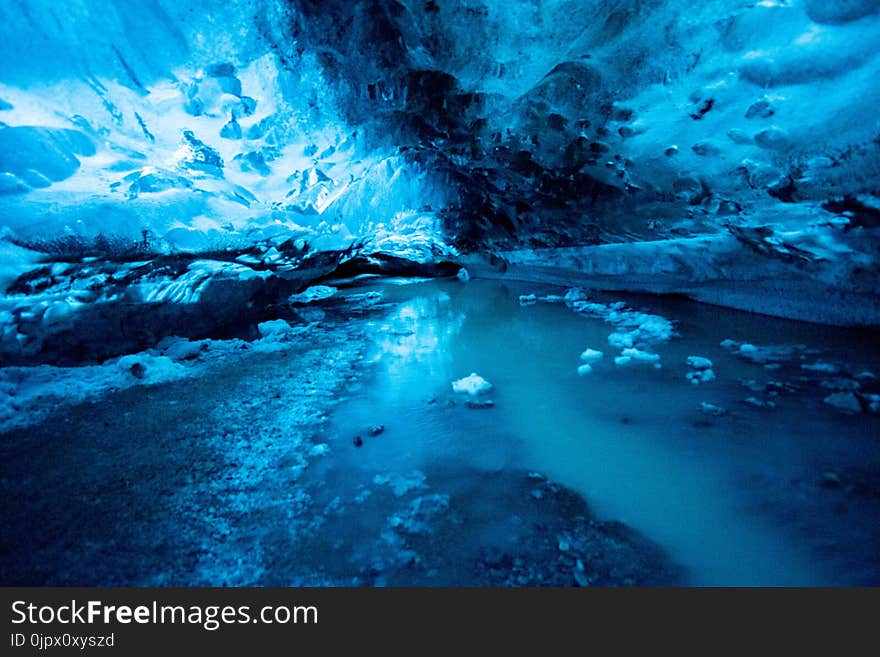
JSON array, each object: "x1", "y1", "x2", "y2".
[{"x1": 2, "y1": 278, "x2": 878, "y2": 585}]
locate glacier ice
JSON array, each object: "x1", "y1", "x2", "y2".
[{"x1": 0, "y1": 0, "x2": 878, "y2": 360}]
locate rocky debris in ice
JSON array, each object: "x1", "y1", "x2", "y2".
[
  {"x1": 687, "y1": 369, "x2": 716, "y2": 385},
  {"x1": 576, "y1": 364, "x2": 593, "y2": 376},
  {"x1": 700, "y1": 402, "x2": 726, "y2": 416},
  {"x1": 456, "y1": 267, "x2": 470, "y2": 282},
  {"x1": 823, "y1": 392, "x2": 862, "y2": 414},
  {"x1": 289, "y1": 285, "x2": 337, "y2": 304},
  {"x1": 373, "y1": 471, "x2": 427, "y2": 498},
  {"x1": 367, "y1": 424, "x2": 385, "y2": 437},
  {"x1": 465, "y1": 398, "x2": 495, "y2": 409},
  {"x1": 452, "y1": 373, "x2": 492, "y2": 396},
  {"x1": 353, "y1": 436, "x2": 363, "y2": 447},
  {"x1": 686, "y1": 356, "x2": 713, "y2": 370},
  {"x1": 580, "y1": 348, "x2": 604, "y2": 363}
]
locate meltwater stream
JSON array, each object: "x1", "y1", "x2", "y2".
[{"x1": 328, "y1": 278, "x2": 880, "y2": 586}]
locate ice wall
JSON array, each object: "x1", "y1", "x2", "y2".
[
  {"x1": 1, "y1": 0, "x2": 878, "y2": 325},
  {"x1": 0, "y1": 0, "x2": 450, "y2": 258}
]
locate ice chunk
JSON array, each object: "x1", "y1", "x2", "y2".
[
  {"x1": 823, "y1": 392, "x2": 862, "y2": 413},
  {"x1": 289, "y1": 285, "x2": 337, "y2": 304},
  {"x1": 116, "y1": 354, "x2": 184, "y2": 382},
  {"x1": 608, "y1": 332, "x2": 634, "y2": 349},
  {"x1": 451, "y1": 372, "x2": 492, "y2": 396},
  {"x1": 456, "y1": 268, "x2": 470, "y2": 282},
  {"x1": 159, "y1": 337, "x2": 205, "y2": 361},
  {"x1": 802, "y1": 361, "x2": 840, "y2": 374},
  {"x1": 687, "y1": 369, "x2": 716, "y2": 385},
  {"x1": 518, "y1": 294, "x2": 537, "y2": 306},
  {"x1": 257, "y1": 319, "x2": 294, "y2": 339},
  {"x1": 308, "y1": 443, "x2": 330, "y2": 457},
  {"x1": 621, "y1": 347, "x2": 660, "y2": 364},
  {"x1": 576, "y1": 364, "x2": 593, "y2": 376},
  {"x1": 700, "y1": 402, "x2": 726, "y2": 416},
  {"x1": 579, "y1": 348, "x2": 604, "y2": 362},
  {"x1": 686, "y1": 356, "x2": 713, "y2": 370}
]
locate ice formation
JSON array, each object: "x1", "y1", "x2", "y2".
[
  {"x1": 0, "y1": 0, "x2": 877, "y2": 333},
  {"x1": 580, "y1": 349, "x2": 604, "y2": 363},
  {"x1": 451, "y1": 373, "x2": 493, "y2": 396}
]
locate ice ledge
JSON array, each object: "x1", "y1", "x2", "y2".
[{"x1": 464, "y1": 233, "x2": 880, "y2": 327}]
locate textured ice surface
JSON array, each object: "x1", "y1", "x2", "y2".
[{"x1": 1, "y1": 1, "x2": 878, "y2": 328}]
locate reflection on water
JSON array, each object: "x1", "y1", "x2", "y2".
[
  {"x1": 371, "y1": 292, "x2": 464, "y2": 380},
  {"x1": 332, "y1": 278, "x2": 880, "y2": 585}
]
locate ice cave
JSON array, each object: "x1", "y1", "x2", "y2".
[{"x1": 1, "y1": 0, "x2": 879, "y2": 586}]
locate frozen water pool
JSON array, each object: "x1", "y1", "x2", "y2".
[
  {"x1": 325, "y1": 278, "x2": 880, "y2": 586},
  {"x1": 2, "y1": 276, "x2": 878, "y2": 586}
]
